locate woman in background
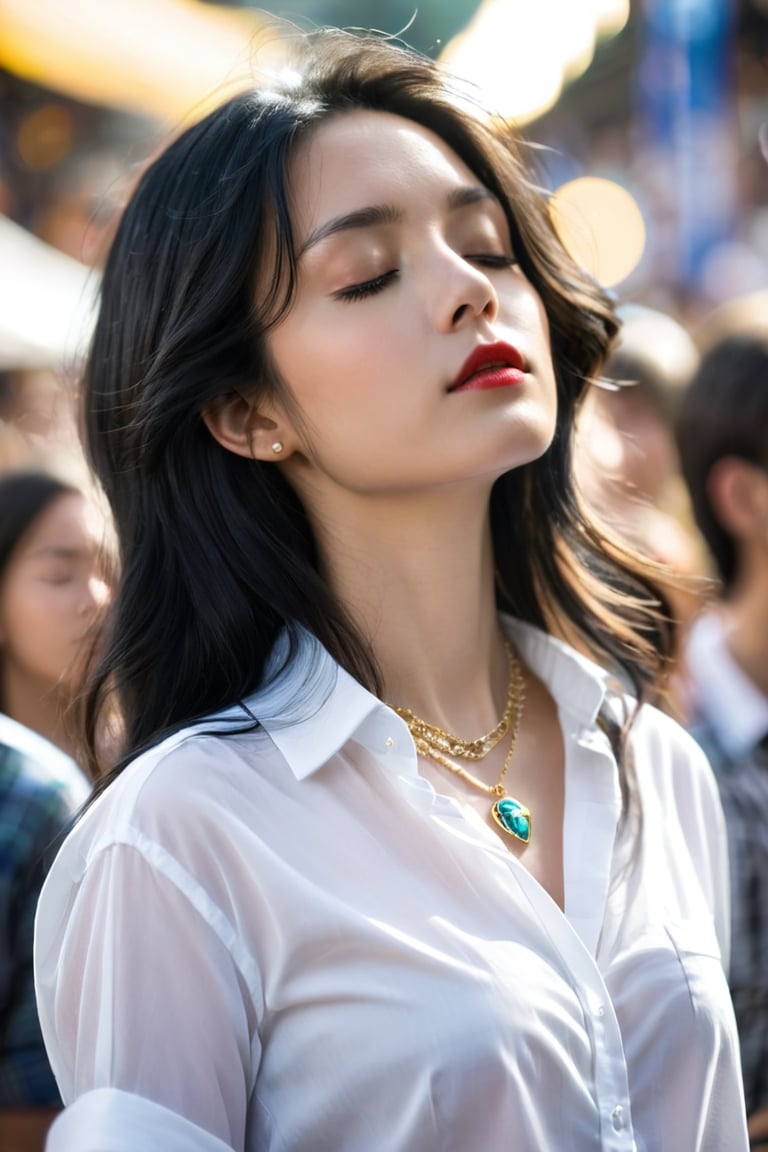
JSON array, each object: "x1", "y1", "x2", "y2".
[
  {"x1": 0, "y1": 467, "x2": 101, "y2": 1149},
  {"x1": 35, "y1": 30, "x2": 747, "y2": 1151},
  {"x1": 0, "y1": 468, "x2": 110, "y2": 762},
  {"x1": 574, "y1": 304, "x2": 709, "y2": 696}
]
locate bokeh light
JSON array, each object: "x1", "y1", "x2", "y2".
[
  {"x1": 16, "y1": 104, "x2": 73, "y2": 170},
  {"x1": 0, "y1": 0, "x2": 288, "y2": 122},
  {"x1": 439, "y1": 0, "x2": 630, "y2": 123},
  {"x1": 549, "y1": 176, "x2": 646, "y2": 287}
]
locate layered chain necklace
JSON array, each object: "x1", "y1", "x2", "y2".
[{"x1": 394, "y1": 639, "x2": 531, "y2": 844}]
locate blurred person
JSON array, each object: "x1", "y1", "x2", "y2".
[
  {"x1": 35, "y1": 152, "x2": 130, "y2": 270},
  {"x1": 34, "y1": 30, "x2": 747, "y2": 1152},
  {"x1": 676, "y1": 332, "x2": 768, "y2": 1148},
  {"x1": 575, "y1": 305, "x2": 709, "y2": 700},
  {"x1": 0, "y1": 369, "x2": 81, "y2": 458},
  {"x1": 597, "y1": 306, "x2": 697, "y2": 514},
  {"x1": 579, "y1": 304, "x2": 705, "y2": 572},
  {"x1": 0, "y1": 467, "x2": 95, "y2": 1149},
  {"x1": 0, "y1": 372, "x2": 35, "y2": 469},
  {"x1": 0, "y1": 468, "x2": 110, "y2": 761},
  {"x1": 0, "y1": 716, "x2": 88, "y2": 1151}
]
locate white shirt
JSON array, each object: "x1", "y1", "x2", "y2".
[
  {"x1": 34, "y1": 619, "x2": 748, "y2": 1152},
  {"x1": 684, "y1": 610, "x2": 768, "y2": 757}
]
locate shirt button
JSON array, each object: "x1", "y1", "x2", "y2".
[
  {"x1": 385, "y1": 737, "x2": 394, "y2": 749},
  {"x1": 596, "y1": 1003, "x2": 605, "y2": 1018},
  {"x1": 611, "y1": 1105, "x2": 624, "y2": 1132}
]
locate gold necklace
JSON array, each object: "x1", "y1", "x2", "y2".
[
  {"x1": 394, "y1": 642, "x2": 518, "y2": 760},
  {"x1": 394, "y1": 640, "x2": 532, "y2": 844}
]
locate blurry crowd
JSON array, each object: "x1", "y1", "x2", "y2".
[
  {"x1": 2, "y1": 56, "x2": 768, "y2": 1152},
  {"x1": 578, "y1": 301, "x2": 768, "y2": 1141},
  {"x1": 0, "y1": 98, "x2": 124, "y2": 1145}
]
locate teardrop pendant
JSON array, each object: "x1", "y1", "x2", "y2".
[{"x1": 491, "y1": 796, "x2": 532, "y2": 844}]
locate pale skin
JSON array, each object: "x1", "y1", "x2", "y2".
[
  {"x1": 205, "y1": 110, "x2": 567, "y2": 908},
  {"x1": 0, "y1": 491, "x2": 109, "y2": 760}
]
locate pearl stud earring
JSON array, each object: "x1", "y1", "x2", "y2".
[{"x1": 271, "y1": 442, "x2": 284, "y2": 454}]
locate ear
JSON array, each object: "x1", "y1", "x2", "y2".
[
  {"x1": 201, "y1": 390, "x2": 296, "y2": 462},
  {"x1": 707, "y1": 456, "x2": 768, "y2": 541}
]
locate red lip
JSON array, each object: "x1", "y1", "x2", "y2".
[{"x1": 450, "y1": 341, "x2": 527, "y2": 393}]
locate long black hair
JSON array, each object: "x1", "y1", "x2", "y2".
[
  {"x1": 0, "y1": 470, "x2": 77, "y2": 582},
  {"x1": 81, "y1": 29, "x2": 674, "y2": 787}
]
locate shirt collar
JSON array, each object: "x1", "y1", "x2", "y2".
[
  {"x1": 259, "y1": 659, "x2": 403, "y2": 781},
  {"x1": 502, "y1": 617, "x2": 609, "y2": 726},
  {"x1": 686, "y1": 611, "x2": 768, "y2": 758},
  {"x1": 233, "y1": 617, "x2": 610, "y2": 783}
]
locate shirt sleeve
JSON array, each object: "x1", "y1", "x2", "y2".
[
  {"x1": 630, "y1": 704, "x2": 733, "y2": 972},
  {"x1": 35, "y1": 834, "x2": 261, "y2": 1151},
  {"x1": 45, "y1": 1088, "x2": 237, "y2": 1152},
  {"x1": 664, "y1": 717, "x2": 733, "y2": 971},
  {"x1": 711, "y1": 794, "x2": 732, "y2": 974}
]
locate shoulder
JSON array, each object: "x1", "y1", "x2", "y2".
[
  {"x1": 508, "y1": 619, "x2": 721, "y2": 812},
  {"x1": 53, "y1": 720, "x2": 280, "y2": 877},
  {"x1": 612, "y1": 697, "x2": 726, "y2": 855},
  {"x1": 625, "y1": 697, "x2": 733, "y2": 957},
  {"x1": 627, "y1": 696, "x2": 709, "y2": 759},
  {"x1": 36, "y1": 723, "x2": 287, "y2": 994},
  {"x1": 619, "y1": 696, "x2": 719, "y2": 799}
]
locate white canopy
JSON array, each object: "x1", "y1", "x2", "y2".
[{"x1": 0, "y1": 213, "x2": 99, "y2": 370}]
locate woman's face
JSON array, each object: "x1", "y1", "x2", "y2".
[
  {"x1": 0, "y1": 491, "x2": 110, "y2": 694},
  {"x1": 267, "y1": 110, "x2": 558, "y2": 500}
]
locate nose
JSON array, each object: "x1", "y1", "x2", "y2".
[{"x1": 430, "y1": 247, "x2": 499, "y2": 332}]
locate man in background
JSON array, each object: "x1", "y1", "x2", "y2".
[{"x1": 676, "y1": 330, "x2": 768, "y2": 1146}]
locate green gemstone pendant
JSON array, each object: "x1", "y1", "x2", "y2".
[{"x1": 491, "y1": 796, "x2": 532, "y2": 844}]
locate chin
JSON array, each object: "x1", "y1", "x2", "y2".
[{"x1": 501, "y1": 425, "x2": 557, "y2": 472}]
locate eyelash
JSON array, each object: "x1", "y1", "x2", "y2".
[
  {"x1": 335, "y1": 254, "x2": 518, "y2": 303},
  {"x1": 335, "y1": 270, "x2": 399, "y2": 302},
  {"x1": 471, "y1": 254, "x2": 519, "y2": 269}
]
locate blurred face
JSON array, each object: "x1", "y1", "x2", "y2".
[
  {"x1": 0, "y1": 492, "x2": 110, "y2": 694},
  {"x1": 268, "y1": 110, "x2": 558, "y2": 501},
  {"x1": 600, "y1": 386, "x2": 680, "y2": 503}
]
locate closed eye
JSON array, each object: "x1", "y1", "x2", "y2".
[
  {"x1": 334, "y1": 269, "x2": 399, "y2": 302},
  {"x1": 466, "y1": 254, "x2": 519, "y2": 269}
]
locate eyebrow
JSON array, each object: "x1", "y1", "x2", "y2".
[{"x1": 298, "y1": 185, "x2": 498, "y2": 257}]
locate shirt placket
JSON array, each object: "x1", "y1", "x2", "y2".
[{"x1": 393, "y1": 709, "x2": 636, "y2": 1150}]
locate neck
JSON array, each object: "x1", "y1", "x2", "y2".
[
  {"x1": 308, "y1": 483, "x2": 510, "y2": 735},
  {"x1": 1, "y1": 664, "x2": 76, "y2": 759}
]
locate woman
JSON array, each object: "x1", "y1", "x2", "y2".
[
  {"x1": 0, "y1": 468, "x2": 100, "y2": 1149},
  {"x1": 0, "y1": 468, "x2": 110, "y2": 762},
  {"x1": 34, "y1": 30, "x2": 747, "y2": 1152}
]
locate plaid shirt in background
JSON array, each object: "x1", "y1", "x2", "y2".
[
  {"x1": 0, "y1": 715, "x2": 89, "y2": 1105},
  {"x1": 687, "y1": 718, "x2": 768, "y2": 1118}
]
